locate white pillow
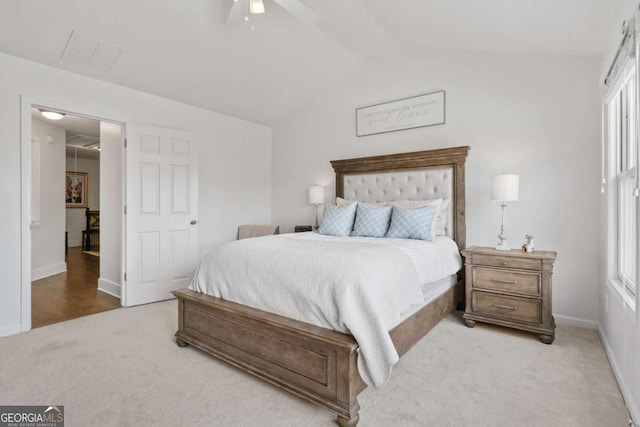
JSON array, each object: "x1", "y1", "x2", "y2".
[
  {"x1": 389, "y1": 198, "x2": 449, "y2": 238},
  {"x1": 436, "y1": 199, "x2": 450, "y2": 236},
  {"x1": 336, "y1": 197, "x2": 387, "y2": 208}
]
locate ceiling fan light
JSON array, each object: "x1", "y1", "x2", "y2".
[
  {"x1": 39, "y1": 109, "x2": 65, "y2": 120},
  {"x1": 250, "y1": 0, "x2": 265, "y2": 14}
]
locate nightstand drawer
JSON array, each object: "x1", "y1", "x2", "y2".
[
  {"x1": 472, "y1": 267, "x2": 540, "y2": 297},
  {"x1": 471, "y1": 254, "x2": 541, "y2": 271},
  {"x1": 472, "y1": 291, "x2": 541, "y2": 324}
]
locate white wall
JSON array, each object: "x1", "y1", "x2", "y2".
[
  {"x1": 30, "y1": 118, "x2": 66, "y2": 280},
  {"x1": 98, "y1": 122, "x2": 122, "y2": 298},
  {"x1": 598, "y1": 0, "x2": 640, "y2": 422},
  {"x1": 65, "y1": 156, "x2": 100, "y2": 247},
  {"x1": 271, "y1": 51, "x2": 601, "y2": 326},
  {"x1": 0, "y1": 52, "x2": 271, "y2": 336}
]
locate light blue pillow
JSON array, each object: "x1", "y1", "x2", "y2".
[
  {"x1": 385, "y1": 205, "x2": 437, "y2": 241},
  {"x1": 318, "y1": 202, "x2": 358, "y2": 237},
  {"x1": 351, "y1": 204, "x2": 392, "y2": 238}
]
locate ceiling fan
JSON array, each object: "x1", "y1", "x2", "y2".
[{"x1": 226, "y1": 0, "x2": 318, "y2": 28}]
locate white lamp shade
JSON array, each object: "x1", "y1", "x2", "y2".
[
  {"x1": 490, "y1": 174, "x2": 519, "y2": 202},
  {"x1": 309, "y1": 185, "x2": 324, "y2": 204},
  {"x1": 249, "y1": 0, "x2": 265, "y2": 14}
]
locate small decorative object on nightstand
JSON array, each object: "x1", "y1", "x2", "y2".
[
  {"x1": 294, "y1": 225, "x2": 313, "y2": 233},
  {"x1": 461, "y1": 246, "x2": 557, "y2": 344},
  {"x1": 522, "y1": 234, "x2": 535, "y2": 253}
]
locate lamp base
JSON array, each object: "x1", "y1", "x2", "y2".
[
  {"x1": 495, "y1": 204, "x2": 510, "y2": 251},
  {"x1": 314, "y1": 203, "x2": 320, "y2": 231},
  {"x1": 495, "y1": 242, "x2": 511, "y2": 251}
]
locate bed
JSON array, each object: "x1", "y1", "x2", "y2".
[{"x1": 173, "y1": 146, "x2": 470, "y2": 426}]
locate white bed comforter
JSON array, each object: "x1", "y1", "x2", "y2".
[{"x1": 189, "y1": 232, "x2": 461, "y2": 388}]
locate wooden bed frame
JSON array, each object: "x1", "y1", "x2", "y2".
[{"x1": 173, "y1": 146, "x2": 470, "y2": 426}]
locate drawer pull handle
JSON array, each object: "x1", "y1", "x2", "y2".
[
  {"x1": 493, "y1": 304, "x2": 517, "y2": 311},
  {"x1": 493, "y1": 279, "x2": 517, "y2": 284},
  {"x1": 501, "y1": 262, "x2": 508, "y2": 266}
]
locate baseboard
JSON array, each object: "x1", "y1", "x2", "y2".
[
  {"x1": 599, "y1": 326, "x2": 639, "y2": 424},
  {"x1": 98, "y1": 278, "x2": 121, "y2": 299},
  {"x1": 31, "y1": 262, "x2": 67, "y2": 281},
  {"x1": 0, "y1": 324, "x2": 21, "y2": 337},
  {"x1": 554, "y1": 314, "x2": 598, "y2": 330},
  {"x1": 68, "y1": 239, "x2": 82, "y2": 248}
]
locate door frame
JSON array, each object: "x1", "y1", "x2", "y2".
[{"x1": 20, "y1": 95, "x2": 125, "y2": 332}]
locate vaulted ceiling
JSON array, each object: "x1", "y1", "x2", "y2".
[{"x1": 0, "y1": 0, "x2": 619, "y2": 125}]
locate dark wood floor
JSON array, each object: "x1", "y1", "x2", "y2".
[{"x1": 31, "y1": 247, "x2": 121, "y2": 328}]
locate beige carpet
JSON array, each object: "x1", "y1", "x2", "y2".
[{"x1": 0, "y1": 301, "x2": 629, "y2": 427}]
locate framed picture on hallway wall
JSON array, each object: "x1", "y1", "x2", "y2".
[{"x1": 66, "y1": 171, "x2": 88, "y2": 208}]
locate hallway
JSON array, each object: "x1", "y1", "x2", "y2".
[{"x1": 31, "y1": 247, "x2": 120, "y2": 328}]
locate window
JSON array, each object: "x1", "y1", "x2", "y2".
[{"x1": 607, "y1": 68, "x2": 638, "y2": 306}]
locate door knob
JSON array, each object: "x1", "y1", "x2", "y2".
[{"x1": 190, "y1": 220, "x2": 198, "y2": 225}]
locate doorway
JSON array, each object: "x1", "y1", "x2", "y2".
[
  {"x1": 29, "y1": 107, "x2": 123, "y2": 327},
  {"x1": 20, "y1": 98, "x2": 199, "y2": 332}
]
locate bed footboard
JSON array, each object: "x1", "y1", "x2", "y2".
[
  {"x1": 173, "y1": 289, "x2": 362, "y2": 425},
  {"x1": 172, "y1": 281, "x2": 462, "y2": 426}
]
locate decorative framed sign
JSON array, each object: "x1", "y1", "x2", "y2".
[
  {"x1": 65, "y1": 171, "x2": 88, "y2": 208},
  {"x1": 356, "y1": 90, "x2": 445, "y2": 137}
]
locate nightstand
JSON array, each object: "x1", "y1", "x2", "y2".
[
  {"x1": 294, "y1": 225, "x2": 313, "y2": 233},
  {"x1": 461, "y1": 246, "x2": 557, "y2": 344}
]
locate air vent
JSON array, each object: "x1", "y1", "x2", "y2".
[
  {"x1": 67, "y1": 135, "x2": 100, "y2": 150},
  {"x1": 61, "y1": 30, "x2": 124, "y2": 71}
]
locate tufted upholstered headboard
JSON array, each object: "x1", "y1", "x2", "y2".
[
  {"x1": 330, "y1": 146, "x2": 470, "y2": 250},
  {"x1": 342, "y1": 167, "x2": 455, "y2": 237}
]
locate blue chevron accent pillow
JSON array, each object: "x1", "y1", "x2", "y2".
[
  {"x1": 351, "y1": 204, "x2": 392, "y2": 238},
  {"x1": 385, "y1": 205, "x2": 437, "y2": 241},
  {"x1": 318, "y1": 201, "x2": 358, "y2": 237}
]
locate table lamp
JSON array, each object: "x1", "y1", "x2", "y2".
[
  {"x1": 490, "y1": 174, "x2": 519, "y2": 251},
  {"x1": 308, "y1": 185, "x2": 325, "y2": 230}
]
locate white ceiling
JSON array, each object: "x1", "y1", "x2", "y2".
[
  {"x1": 31, "y1": 108, "x2": 101, "y2": 160},
  {"x1": 1, "y1": 0, "x2": 619, "y2": 125}
]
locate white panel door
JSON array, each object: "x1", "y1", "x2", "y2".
[{"x1": 124, "y1": 124, "x2": 198, "y2": 306}]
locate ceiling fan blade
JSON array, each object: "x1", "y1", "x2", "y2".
[
  {"x1": 272, "y1": 0, "x2": 318, "y2": 24},
  {"x1": 226, "y1": 0, "x2": 246, "y2": 27}
]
